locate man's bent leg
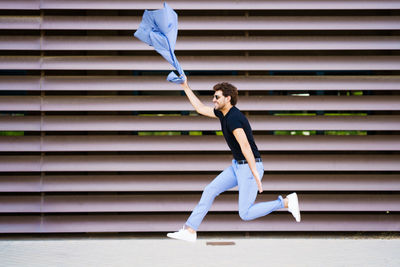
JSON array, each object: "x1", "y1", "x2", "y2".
[
  {"x1": 185, "y1": 163, "x2": 238, "y2": 231},
  {"x1": 236, "y1": 161, "x2": 284, "y2": 221}
]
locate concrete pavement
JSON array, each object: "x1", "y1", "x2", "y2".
[{"x1": 0, "y1": 233, "x2": 399, "y2": 267}]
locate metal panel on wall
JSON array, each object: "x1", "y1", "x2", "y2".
[{"x1": 0, "y1": 0, "x2": 399, "y2": 233}]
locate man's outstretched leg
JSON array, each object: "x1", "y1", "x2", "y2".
[{"x1": 167, "y1": 163, "x2": 238, "y2": 242}]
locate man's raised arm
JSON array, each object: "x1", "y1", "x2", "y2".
[{"x1": 180, "y1": 77, "x2": 216, "y2": 118}]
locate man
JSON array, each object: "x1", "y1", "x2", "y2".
[{"x1": 167, "y1": 77, "x2": 301, "y2": 242}]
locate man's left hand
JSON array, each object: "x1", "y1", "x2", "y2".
[{"x1": 255, "y1": 177, "x2": 263, "y2": 193}]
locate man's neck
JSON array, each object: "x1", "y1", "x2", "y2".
[{"x1": 221, "y1": 105, "x2": 233, "y2": 116}]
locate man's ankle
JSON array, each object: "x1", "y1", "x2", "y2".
[
  {"x1": 186, "y1": 226, "x2": 196, "y2": 234},
  {"x1": 284, "y1": 197, "x2": 289, "y2": 208}
]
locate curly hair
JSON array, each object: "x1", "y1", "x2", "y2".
[{"x1": 213, "y1": 82, "x2": 238, "y2": 106}]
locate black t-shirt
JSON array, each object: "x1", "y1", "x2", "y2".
[{"x1": 214, "y1": 106, "x2": 261, "y2": 161}]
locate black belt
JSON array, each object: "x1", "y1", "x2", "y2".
[{"x1": 237, "y1": 158, "x2": 262, "y2": 165}]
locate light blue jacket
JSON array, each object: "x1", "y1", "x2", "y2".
[{"x1": 134, "y1": 2, "x2": 185, "y2": 84}]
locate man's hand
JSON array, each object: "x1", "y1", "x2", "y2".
[
  {"x1": 254, "y1": 174, "x2": 263, "y2": 193},
  {"x1": 180, "y1": 75, "x2": 188, "y2": 88}
]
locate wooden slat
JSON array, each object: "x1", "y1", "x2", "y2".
[
  {"x1": 37, "y1": 36, "x2": 400, "y2": 51},
  {"x1": 41, "y1": 16, "x2": 400, "y2": 30},
  {"x1": 1, "y1": 174, "x2": 399, "y2": 193},
  {"x1": 0, "y1": 196, "x2": 41, "y2": 212},
  {"x1": 1, "y1": 174, "x2": 398, "y2": 193},
  {"x1": 3, "y1": 95, "x2": 400, "y2": 111},
  {"x1": 0, "y1": 156, "x2": 41, "y2": 172},
  {"x1": 0, "y1": 16, "x2": 41, "y2": 29},
  {"x1": 1, "y1": 193, "x2": 397, "y2": 213},
  {"x1": 2, "y1": 115, "x2": 399, "y2": 131},
  {"x1": 0, "y1": 56, "x2": 40, "y2": 70},
  {"x1": 2, "y1": 135, "x2": 400, "y2": 152},
  {"x1": 39, "y1": 174, "x2": 400, "y2": 192},
  {"x1": 0, "y1": 36, "x2": 41, "y2": 50},
  {"x1": 1, "y1": 154, "x2": 399, "y2": 172},
  {"x1": 0, "y1": 0, "x2": 39, "y2": 10},
  {"x1": 41, "y1": 154, "x2": 400, "y2": 172},
  {"x1": 0, "y1": 96, "x2": 41, "y2": 111},
  {"x1": 37, "y1": 56, "x2": 400, "y2": 71},
  {"x1": 41, "y1": 75, "x2": 400, "y2": 91},
  {"x1": 41, "y1": 135, "x2": 400, "y2": 151},
  {"x1": 0, "y1": 216, "x2": 41, "y2": 233},
  {"x1": 0, "y1": 116, "x2": 40, "y2": 131},
  {"x1": 1, "y1": 75, "x2": 394, "y2": 91},
  {"x1": 1, "y1": 95, "x2": 396, "y2": 111},
  {"x1": 0, "y1": 136, "x2": 40, "y2": 151},
  {"x1": 0, "y1": 175, "x2": 41, "y2": 192},
  {"x1": 36, "y1": 193, "x2": 400, "y2": 213},
  {"x1": 0, "y1": 76, "x2": 40, "y2": 91},
  {"x1": 0, "y1": 214, "x2": 397, "y2": 233},
  {"x1": 41, "y1": 115, "x2": 400, "y2": 131},
  {"x1": 37, "y1": 0, "x2": 400, "y2": 10}
]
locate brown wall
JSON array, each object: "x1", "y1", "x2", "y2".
[{"x1": 0, "y1": 0, "x2": 399, "y2": 233}]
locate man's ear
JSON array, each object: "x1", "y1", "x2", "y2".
[{"x1": 226, "y1": 95, "x2": 231, "y2": 103}]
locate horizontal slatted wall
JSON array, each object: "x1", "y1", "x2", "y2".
[{"x1": 0, "y1": 0, "x2": 399, "y2": 233}]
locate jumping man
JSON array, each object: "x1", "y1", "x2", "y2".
[{"x1": 167, "y1": 77, "x2": 301, "y2": 242}]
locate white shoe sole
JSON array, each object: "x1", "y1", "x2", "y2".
[
  {"x1": 167, "y1": 233, "x2": 196, "y2": 243},
  {"x1": 288, "y1": 193, "x2": 301, "y2": 222}
]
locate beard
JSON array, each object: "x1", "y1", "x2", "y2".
[{"x1": 214, "y1": 102, "x2": 225, "y2": 110}]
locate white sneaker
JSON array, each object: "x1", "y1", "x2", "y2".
[
  {"x1": 167, "y1": 226, "x2": 197, "y2": 242},
  {"x1": 287, "y1": 193, "x2": 301, "y2": 222}
]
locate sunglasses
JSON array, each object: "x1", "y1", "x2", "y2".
[{"x1": 213, "y1": 94, "x2": 222, "y2": 100}]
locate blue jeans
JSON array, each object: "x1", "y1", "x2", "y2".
[{"x1": 185, "y1": 159, "x2": 284, "y2": 231}]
